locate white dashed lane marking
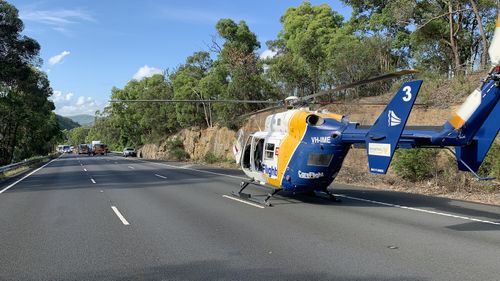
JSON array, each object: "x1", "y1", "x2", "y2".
[{"x1": 111, "y1": 206, "x2": 130, "y2": 225}]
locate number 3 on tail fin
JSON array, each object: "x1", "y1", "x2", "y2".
[{"x1": 365, "y1": 80, "x2": 423, "y2": 174}]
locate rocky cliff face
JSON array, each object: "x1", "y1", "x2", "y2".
[{"x1": 139, "y1": 126, "x2": 236, "y2": 161}]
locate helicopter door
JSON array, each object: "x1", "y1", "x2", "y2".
[
  {"x1": 252, "y1": 138, "x2": 265, "y2": 172},
  {"x1": 261, "y1": 139, "x2": 278, "y2": 179},
  {"x1": 241, "y1": 136, "x2": 252, "y2": 169}
]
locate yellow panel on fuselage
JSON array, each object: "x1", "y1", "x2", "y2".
[{"x1": 267, "y1": 111, "x2": 311, "y2": 187}]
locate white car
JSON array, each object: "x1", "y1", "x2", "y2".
[{"x1": 122, "y1": 148, "x2": 136, "y2": 157}]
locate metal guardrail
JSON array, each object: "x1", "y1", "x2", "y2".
[{"x1": 0, "y1": 154, "x2": 58, "y2": 174}]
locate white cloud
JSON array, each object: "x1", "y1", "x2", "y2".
[
  {"x1": 260, "y1": 49, "x2": 277, "y2": 60},
  {"x1": 20, "y1": 8, "x2": 95, "y2": 35},
  {"x1": 133, "y1": 65, "x2": 163, "y2": 80},
  {"x1": 50, "y1": 90, "x2": 101, "y2": 116},
  {"x1": 20, "y1": 9, "x2": 95, "y2": 25},
  {"x1": 48, "y1": 51, "x2": 70, "y2": 65}
]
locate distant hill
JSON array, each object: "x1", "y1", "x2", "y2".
[
  {"x1": 56, "y1": 115, "x2": 81, "y2": 130},
  {"x1": 66, "y1": 114, "x2": 95, "y2": 126}
]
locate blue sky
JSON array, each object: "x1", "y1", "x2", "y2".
[{"x1": 12, "y1": 0, "x2": 352, "y2": 116}]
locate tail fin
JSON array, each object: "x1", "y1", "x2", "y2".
[
  {"x1": 366, "y1": 80, "x2": 423, "y2": 174},
  {"x1": 455, "y1": 100, "x2": 499, "y2": 173}
]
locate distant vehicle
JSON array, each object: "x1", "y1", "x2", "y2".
[
  {"x1": 123, "y1": 147, "x2": 136, "y2": 157},
  {"x1": 78, "y1": 144, "x2": 89, "y2": 155},
  {"x1": 57, "y1": 145, "x2": 64, "y2": 153},
  {"x1": 63, "y1": 145, "x2": 71, "y2": 153},
  {"x1": 92, "y1": 144, "x2": 107, "y2": 156}
]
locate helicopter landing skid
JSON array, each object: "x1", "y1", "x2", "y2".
[{"x1": 230, "y1": 179, "x2": 282, "y2": 207}]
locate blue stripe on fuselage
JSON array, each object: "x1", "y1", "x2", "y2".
[{"x1": 280, "y1": 118, "x2": 350, "y2": 193}]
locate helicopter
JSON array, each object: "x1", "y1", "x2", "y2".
[{"x1": 111, "y1": 14, "x2": 500, "y2": 206}]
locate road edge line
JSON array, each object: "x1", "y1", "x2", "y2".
[
  {"x1": 334, "y1": 194, "x2": 500, "y2": 226},
  {"x1": 0, "y1": 156, "x2": 61, "y2": 194}
]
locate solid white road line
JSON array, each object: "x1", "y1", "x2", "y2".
[
  {"x1": 222, "y1": 195, "x2": 265, "y2": 209},
  {"x1": 91, "y1": 178, "x2": 96, "y2": 184},
  {"x1": 128, "y1": 166, "x2": 135, "y2": 169},
  {"x1": 154, "y1": 174, "x2": 167, "y2": 179},
  {"x1": 111, "y1": 206, "x2": 130, "y2": 225},
  {"x1": 334, "y1": 194, "x2": 500, "y2": 226},
  {"x1": 0, "y1": 157, "x2": 59, "y2": 194}
]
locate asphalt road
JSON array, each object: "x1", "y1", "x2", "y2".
[{"x1": 0, "y1": 153, "x2": 499, "y2": 281}]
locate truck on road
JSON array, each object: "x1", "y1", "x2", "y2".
[{"x1": 91, "y1": 141, "x2": 107, "y2": 156}]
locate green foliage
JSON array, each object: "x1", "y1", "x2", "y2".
[
  {"x1": 343, "y1": 0, "x2": 497, "y2": 73},
  {"x1": 107, "y1": 73, "x2": 178, "y2": 149},
  {"x1": 212, "y1": 19, "x2": 277, "y2": 128},
  {"x1": 266, "y1": 2, "x2": 344, "y2": 96},
  {"x1": 56, "y1": 115, "x2": 80, "y2": 130},
  {"x1": 326, "y1": 32, "x2": 397, "y2": 98},
  {"x1": 0, "y1": 1, "x2": 62, "y2": 164},
  {"x1": 85, "y1": 111, "x2": 122, "y2": 151},
  {"x1": 67, "y1": 127, "x2": 90, "y2": 146},
  {"x1": 166, "y1": 138, "x2": 189, "y2": 160},
  {"x1": 203, "y1": 152, "x2": 222, "y2": 164},
  {"x1": 393, "y1": 149, "x2": 439, "y2": 182},
  {"x1": 171, "y1": 52, "x2": 211, "y2": 127}
]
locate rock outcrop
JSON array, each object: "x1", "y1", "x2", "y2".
[{"x1": 139, "y1": 126, "x2": 236, "y2": 161}]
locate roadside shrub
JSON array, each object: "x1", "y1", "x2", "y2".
[
  {"x1": 166, "y1": 138, "x2": 189, "y2": 161},
  {"x1": 393, "y1": 148, "x2": 439, "y2": 182},
  {"x1": 203, "y1": 152, "x2": 221, "y2": 164},
  {"x1": 479, "y1": 142, "x2": 500, "y2": 178}
]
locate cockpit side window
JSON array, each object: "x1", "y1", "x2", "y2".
[
  {"x1": 307, "y1": 153, "x2": 333, "y2": 167},
  {"x1": 264, "y1": 143, "x2": 275, "y2": 159}
]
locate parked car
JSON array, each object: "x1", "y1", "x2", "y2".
[
  {"x1": 123, "y1": 147, "x2": 136, "y2": 157},
  {"x1": 78, "y1": 144, "x2": 89, "y2": 155},
  {"x1": 92, "y1": 144, "x2": 107, "y2": 156}
]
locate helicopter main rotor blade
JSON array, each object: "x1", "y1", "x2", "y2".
[
  {"x1": 239, "y1": 104, "x2": 285, "y2": 118},
  {"x1": 300, "y1": 69, "x2": 418, "y2": 102},
  {"x1": 109, "y1": 99, "x2": 279, "y2": 104}
]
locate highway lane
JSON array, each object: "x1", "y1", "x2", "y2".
[{"x1": 0, "y1": 154, "x2": 499, "y2": 281}]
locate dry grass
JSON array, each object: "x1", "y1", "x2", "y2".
[{"x1": 0, "y1": 166, "x2": 30, "y2": 180}]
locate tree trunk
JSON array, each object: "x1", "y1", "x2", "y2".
[
  {"x1": 470, "y1": 0, "x2": 488, "y2": 69},
  {"x1": 448, "y1": 2, "x2": 461, "y2": 75}
]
